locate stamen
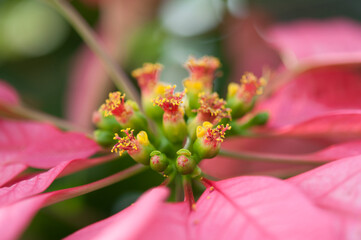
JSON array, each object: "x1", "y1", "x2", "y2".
[
  {"x1": 152, "y1": 85, "x2": 185, "y2": 114},
  {"x1": 197, "y1": 122, "x2": 231, "y2": 147},
  {"x1": 99, "y1": 92, "x2": 133, "y2": 123},
  {"x1": 238, "y1": 72, "x2": 267, "y2": 103},
  {"x1": 196, "y1": 92, "x2": 231, "y2": 124},
  {"x1": 112, "y1": 128, "x2": 138, "y2": 156},
  {"x1": 185, "y1": 56, "x2": 221, "y2": 81}
]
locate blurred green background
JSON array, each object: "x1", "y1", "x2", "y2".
[{"x1": 1, "y1": 0, "x2": 360, "y2": 239}]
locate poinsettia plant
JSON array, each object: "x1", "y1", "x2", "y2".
[{"x1": 1, "y1": 1, "x2": 361, "y2": 239}]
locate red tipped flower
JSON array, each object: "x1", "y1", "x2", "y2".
[
  {"x1": 153, "y1": 85, "x2": 187, "y2": 143},
  {"x1": 185, "y1": 56, "x2": 221, "y2": 90},
  {"x1": 229, "y1": 72, "x2": 267, "y2": 103},
  {"x1": 152, "y1": 85, "x2": 185, "y2": 121},
  {"x1": 99, "y1": 92, "x2": 134, "y2": 124},
  {"x1": 227, "y1": 72, "x2": 267, "y2": 118},
  {"x1": 196, "y1": 92, "x2": 231, "y2": 124},
  {"x1": 132, "y1": 63, "x2": 163, "y2": 94},
  {"x1": 193, "y1": 122, "x2": 231, "y2": 159}
]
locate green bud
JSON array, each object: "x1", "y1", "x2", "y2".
[
  {"x1": 150, "y1": 151, "x2": 169, "y2": 172},
  {"x1": 176, "y1": 149, "x2": 197, "y2": 175}
]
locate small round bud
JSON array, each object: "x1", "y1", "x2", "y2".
[
  {"x1": 176, "y1": 149, "x2": 196, "y2": 175},
  {"x1": 150, "y1": 151, "x2": 169, "y2": 172}
]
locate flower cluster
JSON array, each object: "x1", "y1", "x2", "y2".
[{"x1": 95, "y1": 56, "x2": 268, "y2": 196}]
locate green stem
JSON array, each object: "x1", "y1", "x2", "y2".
[
  {"x1": 218, "y1": 149, "x2": 327, "y2": 165},
  {"x1": 44, "y1": 164, "x2": 146, "y2": 207},
  {"x1": 45, "y1": 0, "x2": 140, "y2": 105}
]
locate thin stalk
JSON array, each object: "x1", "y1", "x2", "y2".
[
  {"x1": 45, "y1": 0, "x2": 140, "y2": 105},
  {"x1": 0, "y1": 102, "x2": 89, "y2": 134},
  {"x1": 183, "y1": 176, "x2": 196, "y2": 211},
  {"x1": 44, "y1": 164, "x2": 146, "y2": 207},
  {"x1": 219, "y1": 149, "x2": 327, "y2": 165}
]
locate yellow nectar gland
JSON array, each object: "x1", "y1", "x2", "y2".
[
  {"x1": 227, "y1": 83, "x2": 239, "y2": 98},
  {"x1": 136, "y1": 131, "x2": 149, "y2": 146},
  {"x1": 196, "y1": 121, "x2": 213, "y2": 138},
  {"x1": 183, "y1": 78, "x2": 204, "y2": 93},
  {"x1": 112, "y1": 128, "x2": 138, "y2": 156}
]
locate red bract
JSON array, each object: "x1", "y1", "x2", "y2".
[
  {"x1": 0, "y1": 120, "x2": 100, "y2": 186},
  {"x1": 0, "y1": 80, "x2": 19, "y2": 105},
  {"x1": 268, "y1": 18, "x2": 361, "y2": 68},
  {"x1": 66, "y1": 175, "x2": 346, "y2": 240},
  {"x1": 258, "y1": 68, "x2": 361, "y2": 128},
  {"x1": 288, "y1": 155, "x2": 361, "y2": 216}
]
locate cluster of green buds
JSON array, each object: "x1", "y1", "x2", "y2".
[{"x1": 94, "y1": 56, "x2": 268, "y2": 180}]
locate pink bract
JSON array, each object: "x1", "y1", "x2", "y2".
[
  {"x1": 0, "y1": 119, "x2": 100, "y2": 186},
  {"x1": 0, "y1": 80, "x2": 19, "y2": 105},
  {"x1": 66, "y1": 175, "x2": 345, "y2": 240},
  {"x1": 268, "y1": 18, "x2": 361, "y2": 68}
]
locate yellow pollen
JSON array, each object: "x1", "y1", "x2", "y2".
[
  {"x1": 183, "y1": 79, "x2": 204, "y2": 92},
  {"x1": 203, "y1": 121, "x2": 213, "y2": 128}
]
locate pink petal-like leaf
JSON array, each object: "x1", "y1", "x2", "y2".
[
  {"x1": 0, "y1": 164, "x2": 144, "y2": 239},
  {"x1": 0, "y1": 119, "x2": 100, "y2": 169},
  {"x1": 67, "y1": 176, "x2": 341, "y2": 240},
  {"x1": 267, "y1": 18, "x2": 361, "y2": 68},
  {"x1": 269, "y1": 111, "x2": 361, "y2": 137},
  {"x1": 258, "y1": 67, "x2": 361, "y2": 128},
  {"x1": 0, "y1": 155, "x2": 114, "y2": 206},
  {"x1": 0, "y1": 119, "x2": 100, "y2": 185},
  {"x1": 0, "y1": 194, "x2": 49, "y2": 240},
  {"x1": 0, "y1": 163, "x2": 27, "y2": 187},
  {"x1": 64, "y1": 187, "x2": 169, "y2": 240},
  {"x1": 203, "y1": 137, "x2": 361, "y2": 179},
  {"x1": 0, "y1": 81, "x2": 19, "y2": 105},
  {"x1": 288, "y1": 155, "x2": 361, "y2": 216}
]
